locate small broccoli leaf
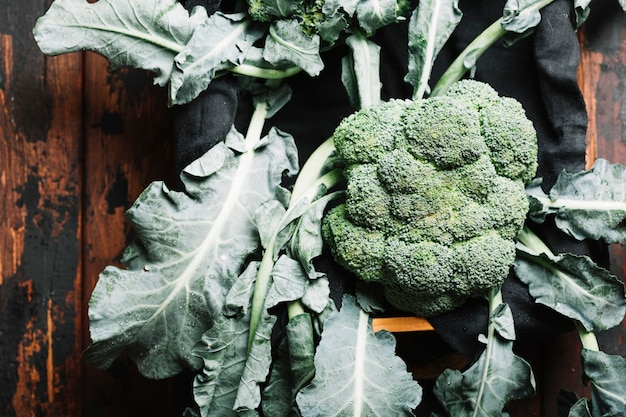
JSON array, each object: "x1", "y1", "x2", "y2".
[
  {"x1": 234, "y1": 255, "x2": 310, "y2": 411},
  {"x1": 170, "y1": 13, "x2": 263, "y2": 105},
  {"x1": 261, "y1": 313, "x2": 315, "y2": 417},
  {"x1": 265, "y1": 255, "x2": 310, "y2": 311},
  {"x1": 255, "y1": 199, "x2": 291, "y2": 253},
  {"x1": 581, "y1": 349, "x2": 626, "y2": 417},
  {"x1": 317, "y1": 2, "x2": 351, "y2": 43},
  {"x1": 342, "y1": 34, "x2": 382, "y2": 108},
  {"x1": 33, "y1": 0, "x2": 204, "y2": 86},
  {"x1": 567, "y1": 399, "x2": 592, "y2": 417},
  {"x1": 405, "y1": 0, "x2": 462, "y2": 99},
  {"x1": 261, "y1": 339, "x2": 302, "y2": 417},
  {"x1": 192, "y1": 262, "x2": 260, "y2": 417},
  {"x1": 234, "y1": 311, "x2": 276, "y2": 412},
  {"x1": 289, "y1": 191, "x2": 343, "y2": 279},
  {"x1": 286, "y1": 313, "x2": 317, "y2": 394},
  {"x1": 83, "y1": 127, "x2": 298, "y2": 379},
  {"x1": 514, "y1": 249, "x2": 626, "y2": 332},
  {"x1": 301, "y1": 276, "x2": 331, "y2": 314},
  {"x1": 434, "y1": 302, "x2": 536, "y2": 417},
  {"x1": 501, "y1": 0, "x2": 545, "y2": 33},
  {"x1": 223, "y1": 259, "x2": 259, "y2": 318},
  {"x1": 263, "y1": 20, "x2": 324, "y2": 77},
  {"x1": 527, "y1": 159, "x2": 626, "y2": 244},
  {"x1": 355, "y1": 0, "x2": 402, "y2": 34},
  {"x1": 296, "y1": 295, "x2": 422, "y2": 417},
  {"x1": 573, "y1": 0, "x2": 592, "y2": 27},
  {"x1": 260, "y1": 313, "x2": 318, "y2": 416},
  {"x1": 193, "y1": 312, "x2": 251, "y2": 417}
]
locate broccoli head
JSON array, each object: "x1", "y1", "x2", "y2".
[
  {"x1": 246, "y1": 0, "x2": 325, "y2": 35},
  {"x1": 322, "y1": 79, "x2": 538, "y2": 317},
  {"x1": 245, "y1": 0, "x2": 412, "y2": 37}
]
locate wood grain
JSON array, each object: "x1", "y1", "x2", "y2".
[{"x1": 0, "y1": 31, "x2": 84, "y2": 416}]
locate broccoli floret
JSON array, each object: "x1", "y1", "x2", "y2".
[
  {"x1": 344, "y1": 164, "x2": 392, "y2": 230},
  {"x1": 323, "y1": 79, "x2": 538, "y2": 317},
  {"x1": 446, "y1": 79, "x2": 538, "y2": 183},
  {"x1": 322, "y1": 205, "x2": 386, "y2": 283},
  {"x1": 332, "y1": 99, "x2": 408, "y2": 164},
  {"x1": 403, "y1": 95, "x2": 487, "y2": 169},
  {"x1": 246, "y1": 0, "x2": 323, "y2": 35},
  {"x1": 480, "y1": 96, "x2": 538, "y2": 183}
]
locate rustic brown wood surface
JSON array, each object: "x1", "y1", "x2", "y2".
[{"x1": 1, "y1": 2, "x2": 626, "y2": 416}]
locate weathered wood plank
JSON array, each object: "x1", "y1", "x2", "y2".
[
  {"x1": 0, "y1": 27, "x2": 84, "y2": 417},
  {"x1": 80, "y1": 52, "x2": 193, "y2": 417},
  {"x1": 581, "y1": 3, "x2": 626, "y2": 361},
  {"x1": 534, "y1": 6, "x2": 626, "y2": 417}
]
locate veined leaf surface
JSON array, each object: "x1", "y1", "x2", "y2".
[
  {"x1": 296, "y1": 295, "x2": 421, "y2": 416},
  {"x1": 405, "y1": 0, "x2": 462, "y2": 99},
  {"x1": 581, "y1": 349, "x2": 626, "y2": 417},
  {"x1": 514, "y1": 250, "x2": 626, "y2": 332},
  {"x1": 33, "y1": 0, "x2": 202, "y2": 86},
  {"x1": 83, "y1": 128, "x2": 299, "y2": 379},
  {"x1": 527, "y1": 158, "x2": 626, "y2": 244},
  {"x1": 434, "y1": 303, "x2": 536, "y2": 416}
]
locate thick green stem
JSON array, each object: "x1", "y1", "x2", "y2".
[
  {"x1": 472, "y1": 286, "x2": 504, "y2": 417},
  {"x1": 516, "y1": 226, "x2": 555, "y2": 257},
  {"x1": 247, "y1": 168, "x2": 344, "y2": 351},
  {"x1": 230, "y1": 63, "x2": 302, "y2": 79},
  {"x1": 576, "y1": 321, "x2": 600, "y2": 352},
  {"x1": 287, "y1": 300, "x2": 306, "y2": 320},
  {"x1": 517, "y1": 227, "x2": 603, "y2": 353},
  {"x1": 430, "y1": 18, "x2": 505, "y2": 97},
  {"x1": 430, "y1": 0, "x2": 557, "y2": 97},
  {"x1": 290, "y1": 137, "x2": 339, "y2": 203}
]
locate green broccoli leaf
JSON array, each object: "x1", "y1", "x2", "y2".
[
  {"x1": 33, "y1": 0, "x2": 201, "y2": 86},
  {"x1": 261, "y1": 312, "x2": 316, "y2": 417},
  {"x1": 296, "y1": 295, "x2": 422, "y2": 417},
  {"x1": 405, "y1": 0, "x2": 462, "y2": 99},
  {"x1": 263, "y1": 20, "x2": 324, "y2": 76},
  {"x1": 192, "y1": 263, "x2": 255, "y2": 417},
  {"x1": 82, "y1": 126, "x2": 298, "y2": 379},
  {"x1": 289, "y1": 191, "x2": 344, "y2": 279},
  {"x1": 434, "y1": 298, "x2": 536, "y2": 417},
  {"x1": 170, "y1": 12, "x2": 263, "y2": 105},
  {"x1": 193, "y1": 255, "x2": 311, "y2": 416},
  {"x1": 515, "y1": 229, "x2": 626, "y2": 332},
  {"x1": 261, "y1": 338, "x2": 302, "y2": 417},
  {"x1": 501, "y1": 0, "x2": 546, "y2": 33},
  {"x1": 341, "y1": 34, "x2": 382, "y2": 108},
  {"x1": 567, "y1": 399, "x2": 592, "y2": 417},
  {"x1": 580, "y1": 349, "x2": 626, "y2": 417},
  {"x1": 355, "y1": 0, "x2": 402, "y2": 33},
  {"x1": 235, "y1": 255, "x2": 310, "y2": 411},
  {"x1": 527, "y1": 158, "x2": 626, "y2": 244}
]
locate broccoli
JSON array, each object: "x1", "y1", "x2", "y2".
[
  {"x1": 245, "y1": 0, "x2": 326, "y2": 36},
  {"x1": 245, "y1": 0, "x2": 413, "y2": 37},
  {"x1": 322, "y1": 80, "x2": 538, "y2": 317}
]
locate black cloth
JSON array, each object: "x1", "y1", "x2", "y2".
[
  {"x1": 171, "y1": 0, "x2": 238, "y2": 190},
  {"x1": 171, "y1": 0, "x2": 608, "y2": 359}
]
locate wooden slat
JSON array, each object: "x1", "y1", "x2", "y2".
[
  {"x1": 80, "y1": 52, "x2": 192, "y2": 417},
  {"x1": 579, "y1": 4, "x2": 626, "y2": 364},
  {"x1": 372, "y1": 316, "x2": 434, "y2": 333},
  {"x1": 0, "y1": 30, "x2": 84, "y2": 416}
]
